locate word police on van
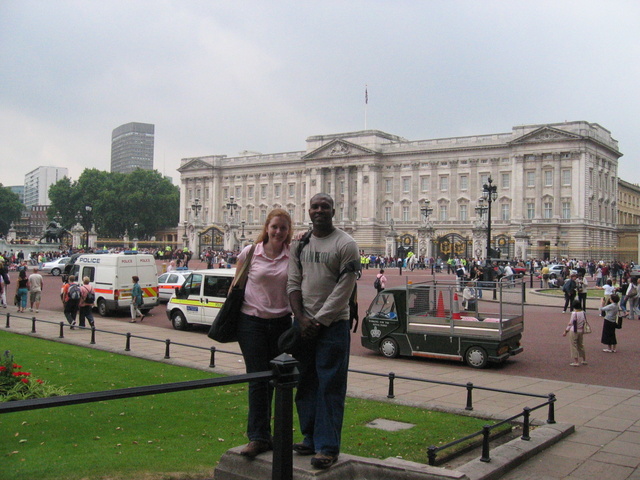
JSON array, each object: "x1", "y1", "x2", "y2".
[{"x1": 64, "y1": 252, "x2": 159, "y2": 316}]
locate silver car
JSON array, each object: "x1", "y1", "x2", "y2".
[{"x1": 40, "y1": 257, "x2": 71, "y2": 276}]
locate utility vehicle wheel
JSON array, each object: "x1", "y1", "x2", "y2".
[
  {"x1": 465, "y1": 346, "x2": 488, "y2": 369},
  {"x1": 379, "y1": 337, "x2": 399, "y2": 358},
  {"x1": 171, "y1": 311, "x2": 189, "y2": 331},
  {"x1": 97, "y1": 299, "x2": 109, "y2": 317}
]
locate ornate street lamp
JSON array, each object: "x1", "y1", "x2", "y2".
[
  {"x1": 191, "y1": 198, "x2": 202, "y2": 220},
  {"x1": 481, "y1": 177, "x2": 498, "y2": 265},
  {"x1": 226, "y1": 195, "x2": 238, "y2": 223},
  {"x1": 84, "y1": 205, "x2": 92, "y2": 249},
  {"x1": 420, "y1": 200, "x2": 433, "y2": 225},
  {"x1": 240, "y1": 220, "x2": 246, "y2": 240}
]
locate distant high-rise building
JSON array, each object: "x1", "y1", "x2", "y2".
[
  {"x1": 8, "y1": 185, "x2": 25, "y2": 204},
  {"x1": 110, "y1": 122, "x2": 155, "y2": 174},
  {"x1": 23, "y1": 166, "x2": 69, "y2": 208}
]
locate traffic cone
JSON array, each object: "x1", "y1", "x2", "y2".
[
  {"x1": 436, "y1": 291, "x2": 446, "y2": 318},
  {"x1": 452, "y1": 292, "x2": 462, "y2": 320}
]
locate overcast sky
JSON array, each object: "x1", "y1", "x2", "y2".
[{"x1": 2, "y1": 0, "x2": 639, "y2": 188}]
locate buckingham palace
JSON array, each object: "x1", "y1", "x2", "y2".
[{"x1": 176, "y1": 120, "x2": 633, "y2": 262}]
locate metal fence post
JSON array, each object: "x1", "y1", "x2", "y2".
[
  {"x1": 271, "y1": 353, "x2": 299, "y2": 480},
  {"x1": 90, "y1": 326, "x2": 96, "y2": 345},
  {"x1": 5, "y1": 312, "x2": 9, "y2": 328},
  {"x1": 427, "y1": 445, "x2": 438, "y2": 466},
  {"x1": 164, "y1": 339, "x2": 171, "y2": 359},
  {"x1": 465, "y1": 382, "x2": 474, "y2": 410},
  {"x1": 387, "y1": 372, "x2": 395, "y2": 399},
  {"x1": 480, "y1": 425, "x2": 491, "y2": 462},
  {"x1": 547, "y1": 393, "x2": 556, "y2": 424},
  {"x1": 125, "y1": 332, "x2": 131, "y2": 351},
  {"x1": 521, "y1": 407, "x2": 531, "y2": 440},
  {"x1": 31, "y1": 317, "x2": 36, "y2": 333},
  {"x1": 59, "y1": 321, "x2": 65, "y2": 338},
  {"x1": 209, "y1": 346, "x2": 216, "y2": 368}
]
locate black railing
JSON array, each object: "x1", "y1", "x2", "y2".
[
  {"x1": 5, "y1": 311, "x2": 557, "y2": 467},
  {"x1": 0, "y1": 352, "x2": 299, "y2": 480},
  {"x1": 350, "y1": 369, "x2": 556, "y2": 465}
]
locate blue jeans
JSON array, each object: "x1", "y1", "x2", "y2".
[
  {"x1": 237, "y1": 312, "x2": 292, "y2": 443},
  {"x1": 18, "y1": 288, "x2": 28, "y2": 309},
  {"x1": 295, "y1": 319, "x2": 350, "y2": 456}
]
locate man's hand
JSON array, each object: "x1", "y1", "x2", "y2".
[{"x1": 299, "y1": 315, "x2": 321, "y2": 339}]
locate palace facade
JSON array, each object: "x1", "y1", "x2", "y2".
[{"x1": 177, "y1": 120, "x2": 636, "y2": 262}]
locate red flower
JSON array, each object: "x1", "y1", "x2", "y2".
[
  {"x1": 13, "y1": 364, "x2": 22, "y2": 369},
  {"x1": 0, "y1": 366, "x2": 6, "y2": 371},
  {"x1": 21, "y1": 378, "x2": 29, "y2": 384},
  {"x1": 36, "y1": 379, "x2": 43, "y2": 384}
]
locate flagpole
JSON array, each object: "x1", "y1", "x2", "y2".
[{"x1": 364, "y1": 84, "x2": 368, "y2": 130}]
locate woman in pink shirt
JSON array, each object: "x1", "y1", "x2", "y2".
[{"x1": 236, "y1": 208, "x2": 292, "y2": 458}]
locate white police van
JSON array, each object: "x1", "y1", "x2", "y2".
[
  {"x1": 65, "y1": 252, "x2": 159, "y2": 316},
  {"x1": 165, "y1": 269, "x2": 235, "y2": 330}
]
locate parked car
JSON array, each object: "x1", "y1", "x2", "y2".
[
  {"x1": 40, "y1": 257, "x2": 71, "y2": 276},
  {"x1": 157, "y1": 270, "x2": 192, "y2": 303},
  {"x1": 548, "y1": 264, "x2": 577, "y2": 276}
]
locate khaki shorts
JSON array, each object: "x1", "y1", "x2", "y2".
[{"x1": 30, "y1": 291, "x2": 42, "y2": 303}]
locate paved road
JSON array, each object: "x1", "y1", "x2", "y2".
[{"x1": 9, "y1": 262, "x2": 639, "y2": 390}]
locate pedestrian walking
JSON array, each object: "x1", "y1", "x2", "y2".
[{"x1": 562, "y1": 299, "x2": 587, "y2": 366}]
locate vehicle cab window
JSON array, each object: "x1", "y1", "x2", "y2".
[
  {"x1": 369, "y1": 293, "x2": 397, "y2": 319},
  {"x1": 203, "y1": 275, "x2": 232, "y2": 298},
  {"x1": 181, "y1": 273, "x2": 202, "y2": 297}
]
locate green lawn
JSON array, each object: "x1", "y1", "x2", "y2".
[
  {"x1": 1, "y1": 331, "x2": 506, "y2": 480},
  {"x1": 537, "y1": 288, "x2": 605, "y2": 298}
]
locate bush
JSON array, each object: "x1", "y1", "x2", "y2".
[{"x1": 0, "y1": 350, "x2": 68, "y2": 402}]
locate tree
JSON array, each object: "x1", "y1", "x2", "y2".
[
  {"x1": 0, "y1": 184, "x2": 23, "y2": 236},
  {"x1": 48, "y1": 169, "x2": 180, "y2": 239}
]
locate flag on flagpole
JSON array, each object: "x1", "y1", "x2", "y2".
[{"x1": 365, "y1": 86, "x2": 368, "y2": 104}]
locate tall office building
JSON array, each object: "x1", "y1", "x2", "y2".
[
  {"x1": 110, "y1": 122, "x2": 155, "y2": 174},
  {"x1": 23, "y1": 166, "x2": 69, "y2": 208}
]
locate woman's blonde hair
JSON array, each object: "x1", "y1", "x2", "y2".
[{"x1": 255, "y1": 209, "x2": 292, "y2": 245}]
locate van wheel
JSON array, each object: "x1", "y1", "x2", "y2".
[
  {"x1": 465, "y1": 346, "x2": 488, "y2": 369},
  {"x1": 380, "y1": 337, "x2": 399, "y2": 358},
  {"x1": 97, "y1": 299, "x2": 109, "y2": 317},
  {"x1": 171, "y1": 311, "x2": 189, "y2": 331}
]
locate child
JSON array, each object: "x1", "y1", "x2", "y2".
[{"x1": 562, "y1": 299, "x2": 587, "y2": 366}]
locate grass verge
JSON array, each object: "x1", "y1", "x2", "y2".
[{"x1": 1, "y1": 330, "x2": 508, "y2": 480}]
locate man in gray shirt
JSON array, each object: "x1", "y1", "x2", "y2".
[
  {"x1": 287, "y1": 193, "x2": 359, "y2": 469},
  {"x1": 28, "y1": 267, "x2": 44, "y2": 313}
]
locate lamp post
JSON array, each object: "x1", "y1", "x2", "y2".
[
  {"x1": 226, "y1": 195, "x2": 238, "y2": 224},
  {"x1": 84, "y1": 205, "x2": 92, "y2": 250},
  {"x1": 240, "y1": 221, "x2": 246, "y2": 241},
  {"x1": 420, "y1": 200, "x2": 433, "y2": 225},
  {"x1": 481, "y1": 177, "x2": 498, "y2": 265},
  {"x1": 191, "y1": 198, "x2": 202, "y2": 256}
]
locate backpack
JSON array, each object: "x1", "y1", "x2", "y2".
[
  {"x1": 84, "y1": 286, "x2": 96, "y2": 304},
  {"x1": 373, "y1": 276, "x2": 382, "y2": 290},
  {"x1": 68, "y1": 283, "x2": 81, "y2": 302},
  {"x1": 296, "y1": 230, "x2": 360, "y2": 332}
]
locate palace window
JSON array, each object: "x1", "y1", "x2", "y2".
[
  {"x1": 527, "y1": 202, "x2": 535, "y2": 219},
  {"x1": 385, "y1": 178, "x2": 393, "y2": 193},
  {"x1": 562, "y1": 201, "x2": 571, "y2": 219},
  {"x1": 420, "y1": 176, "x2": 430, "y2": 192},
  {"x1": 402, "y1": 205, "x2": 410, "y2": 221},
  {"x1": 460, "y1": 175, "x2": 468, "y2": 190},
  {"x1": 439, "y1": 204, "x2": 448, "y2": 221},
  {"x1": 501, "y1": 173, "x2": 510, "y2": 189},
  {"x1": 248, "y1": 185, "x2": 254, "y2": 199},
  {"x1": 384, "y1": 206, "x2": 391, "y2": 222},
  {"x1": 544, "y1": 201, "x2": 553, "y2": 219},
  {"x1": 402, "y1": 177, "x2": 410, "y2": 193},
  {"x1": 544, "y1": 170, "x2": 553, "y2": 187},
  {"x1": 561, "y1": 169, "x2": 571, "y2": 186},
  {"x1": 501, "y1": 203, "x2": 510, "y2": 221},
  {"x1": 526, "y1": 171, "x2": 535, "y2": 187},
  {"x1": 459, "y1": 204, "x2": 468, "y2": 221},
  {"x1": 439, "y1": 176, "x2": 449, "y2": 192}
]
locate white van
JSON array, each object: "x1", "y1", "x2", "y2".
[
  {"x1": 66, "y1": 252, "x2": 159, "y2": 316},
  {"x1": 165, "y1": 269, "x2": 235, "y2": 330}
]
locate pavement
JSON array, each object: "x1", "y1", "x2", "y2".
[{"x1": 2, "y1": 288, "x2": 639, "y2": 480}]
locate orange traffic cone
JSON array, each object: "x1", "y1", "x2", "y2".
[
  {"x1": 436, "y1": 291, "x2": 446, "y2": 318},
  {"x1": 452, "y1": 292, "x2": 462, "y2": 320}
]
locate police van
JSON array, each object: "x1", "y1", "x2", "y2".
[
  {"x1": 65, "y1": 252, "x2": 159, "y2": 316},
  {"x1": 166, "y1": 269, "x2": 235, "y2": 330}
]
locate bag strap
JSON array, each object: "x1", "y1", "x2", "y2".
[{"x1": 231, "y1": 244, "x2": 256, "y2": 289}]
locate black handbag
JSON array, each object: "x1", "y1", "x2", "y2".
[
  {"x1": 616, "y1": 315, "x2": 624, "y2": 330},
  {"x1": 207, "y1": 245, "x2": 255, "y2": 343}
]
